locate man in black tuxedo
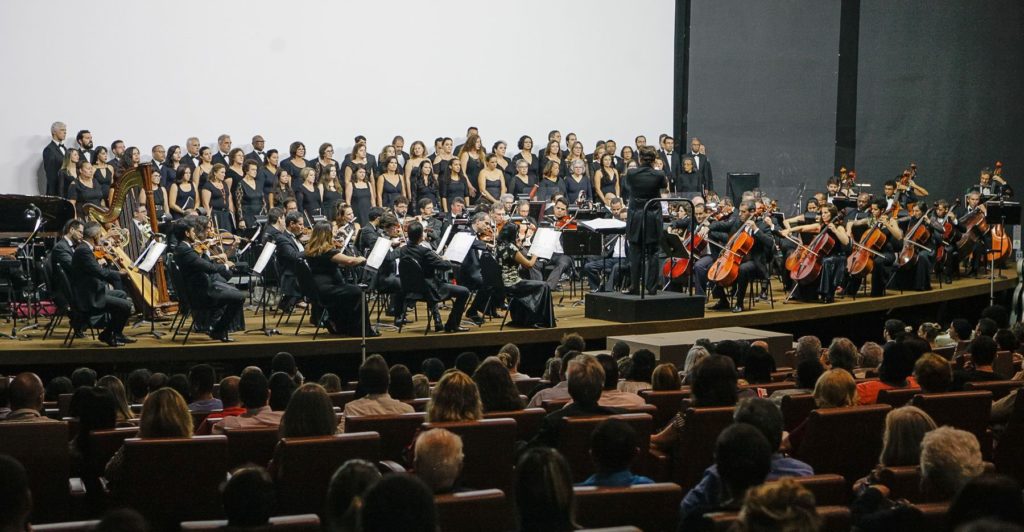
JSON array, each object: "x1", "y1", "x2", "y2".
[
  {"x1": 374, "y1": 214, "x2": 405, "y2": 325},
  {"x1": 657, "y1": 135, "x2": 680, "y2": 182},
  {"x1": 392, "y1": 135, "x2": 410, "y2": 168},
  {"x1": 626, "y1": 147, "x2": 669, "y2": 295},
  {"x1": 212, "y1": 134, "x2": 232, "y2": 167},
  {"x1": 49, "y1": 219, "x2": 83, "y2": 275},
  {"x1": 70, "y1": 223, "x2": 134, "y2": 346},
  {"x1": 109, "y1": 140, "x2": 126, "y2": 174},
  {"x1": 458, "y1": 212, "x2": 492, "y2": 325},
  {"x1": 707, "y1": 200, "x2": 776, "y2": 313},
  {"x1": 172, "y1": 218, "x2": 246, "y2": 342},
  {"x1": 150, "y1": 145, "x2": 167, "y2": 177},
  {"x1": 75, "y1": 130, "x2": 94, "y2": 163},
  {"x1": 687, "y1": 137, "x2": 714, "y2": 192},
  {"x1": 182, "y1": 137, "x2": 202, "y2": 170},
  {"x1": 246, "y1": 135, "x2": 266, "y2": 164},
  {"x1": 358, "y1": 207, "x2": 385, "y2": 254},
  {"x1": 42, "y1": 121, "x2": 67, "y2": 196},
  {"x1": 273, "y1": 211, "x2": 306, "y2": 311},
  {"x1": 401, "y1": 222, "x2": 470, "y2": 333}
]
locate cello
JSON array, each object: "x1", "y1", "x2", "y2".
[
  {"x1": 662, "y1": 224, "x2": 708, "y2": 280},
  {"x1": 896, "y1": 207, "x2": 936, "y2": 268},
  {"x1": 791, "y1": 209, "x2": 846, "y2": 285},
  {"x1": 956, "y1": 199, "x2": 990, "y2": 257},
  {"x1": 847, "y1": 201, "x2": 898, "y2": 279},
  {"x1": 707, "y1": 221, "x2": 757, "y2": 287}
]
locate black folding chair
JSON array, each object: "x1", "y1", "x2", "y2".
[
  {"x1": 398, "y1": 256, "x2": 449, "y2": 335},
  {"x1": 291, "y1": 260, "x2": 329, "y2": 340},
  {"x1": 54, "y1": 264, "x2": 104, "y2": 347}
]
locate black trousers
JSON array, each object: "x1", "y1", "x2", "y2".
[
  {"x1": 321, "y1": 283, "x2": 371, "y2": 336},
  {"x1": 208, "y1": 283, "x2": 246, "y2": 334},
  {"x1": 441, "y1": 284, "x2": 470, "y2": 329},
  {"x1": 629, "y1": 243, "x2": 660, "y2": 294},
  {"x1": 847, "y1": 252, "x2": 895, "y2": 297},
  {"x1": 101, "y1": 289, "x2": 132, "y2": 336}
]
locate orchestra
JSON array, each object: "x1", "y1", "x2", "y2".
[{"x1": 17, "y1": 124, "x2": 1016, "y2": 347}]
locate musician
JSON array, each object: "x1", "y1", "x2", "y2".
[
  {"x1": 263, "y1": 207, "x2": 284, "y2": 243},
  {"x1": 132, "y1": 206, "x2": 154, "y2": 243},
  {"x1": 537, "y1": 197, "x2": 575, "y2": 291},
  {"x1": 400, "y1": 222, "x2": 470, "y2": 333},
  {"x1": 43, "y1": 121, "x2": 68, "y2": 196},
  {"x1": 607, "y1": 196, "x2": 624, "y2": 218},
  {"x1": 707, "y1": 201, "x2": 776, "y2": 312},
  {"x1": 676, "y1": 203, "x2": 716, "y2": 296},
  {"x1": 825, "y1": 178, "x2": 842, "y2": 204},
  {"x1": 302, "y1": 221, "x2": 378, "y2": 337},
  {"x1": 956, "y1": 191, "x2": 990, "y2": 276},
  {"x1": 70, "y1": 222, "x2": 133, "y2": 346},
  {"x1": 845, "y1": 199, "x2": 903, "y2": 297},
  {"x1": 894, "y1": 202, "x2": 935, "y2": 292},
  {"x1": 846, "y1": 193, "x2": 872, "y2": 221},
  {"x1": 392, "y1": 196, "x2": 410, "y2": 223},
  {"x1": 49, "y1": 219, "x2": 83, "y2": 278},
  {"x1": 414, "y1": 199, "x2": 442, "y2": 247},
  {"x1": 583, "y1": 208, "x2": 629, "y2": 293},
  {"x1": 897, "y1": 167, "x2": 929, "y2": 204},
  {"x1": 624, "y1": 146, "x2": 668, "y2": 295},
  {"x1": 357, "y1": 207, "x2": 385, "y2": 254},
  {"x1": 971, "y1": 167, "x2": 1005, "y2": 197},
  {"x1": 172, "y1": 218, "x2": 246, "y2": 342},
  {"x1": 930, "y1": 200, "x2": 961, "y2": 284},
  {"x1": 779, "y1": 204, "x2": 850, "y2": 303},
  {"x1": 495, "y1": 223, "x2": 555, "y2": 328},
  {"x1": 883, "y1": 180, "x2": 898, "y2": 211},
  {"x1": 452, "y1": 212, "x2": 491, "y2": 324},
  {"x1": 273, "y1": 211, "x2": 307, "y2": 312}
]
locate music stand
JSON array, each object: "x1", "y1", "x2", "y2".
[
  {"x1": 133, "y1": 238, "x2": 169, "y2": 339},
  {"x1": 985, "y1": 200, "x2": 1021, "y2": 304},
  {"x1": 245, "y1": 242, "x2": 280, "y2": 336},
  {"x1": 562, "y1": 230, "x2": 604, "y2": 305},
  {"x1": 832, "y1": 197, "x2": 857, "y2": 211}
]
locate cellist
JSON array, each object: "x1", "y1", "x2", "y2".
[
  {"x1": 707, "y1": 200, "x2": 776, "y2": 313},
  {"x1": 929, "y1": 199, "x2": 962, "y2": 284},
  {"x1": 778, "y1": 204, "x2": 849, "y2": 303},
  {"x1": 666, "y1": 202, "x2": 714, "y2": 295},
  {"x1": 845, "y1": 199, "x2": 903, "y2": 297},
  {"x1": 894, "y1": 202, "x2": 936, "y2": 292}
]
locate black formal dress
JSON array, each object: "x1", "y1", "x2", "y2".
[
  {"x1": 624, "y1": 166, "x2": 668, "y2": 294},
  {"x1": 172, "y1": 183, "x2": 198, "y2": 218},
  {"x1": 413, "y1": 175, "x2": 439, "y2": 213},
  {"x1": 297, "y1": 185, "x2": 323, "y2": 221},
  {"x1": 508, "y1": 175, "x2": 536, "y2": 197},
  {"x1": 536, "y1": 177, "x2": 566, "y2": 203},
  {"x1": 70, "y1": 243, "x2": 131, "y2": 338},
  {"x1": 380, "y1": 176, "x2": 404, "y2": 208},
  {"x1": 306, "y1": 249, "x2": 371, "y2": 336},
  {"x1": 321, "y1": 186, "x2": 342, "y2": 221},
  {"x1": 202, "y1": 181, "x2": 234, "y2": 232},
  {"x1": 496, "y1": 241, "x2": 554, "y2": 328},
  {"x1": 595, "y1": 170, "x2": 619, "y2": 198},
  {"x1": 440, "y1": 176, "x2": 468, "y2": 211},
  {"x1": 350, "y1": 183, "x2": 373, "y2": 226},
  {"x1": 564, "y1": 175, "x2": 592, "y2": 203},
  {"x1": 67, "y1": 179, "x2": 105, "y2": 218},
  {"x1": 172, "y1": 241, "x2": 246, "y2": 336},
  {"x1": 687, "y1": 151, "x2": 714, "y2": 192},
  {"x1": 237, "y1": 179, "x2": 264, "y2": 229},
  {"x1": 511, "y1": 152, "x2": 540, "y2": 182}
]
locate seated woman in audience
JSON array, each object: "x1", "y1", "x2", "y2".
[
  {"x1": 278, "y1": 383, "x2": 337, "y2": 438},
  {"x1": 105, "y1": 388, "x2": 193, "y2": 488},
  {"x1": 652, "y1": 355, "x2": 739, "y2": 451},
  {"x1": 318, "y1": 373, "x2": 342, "y2": 393},
  {"x1": 472, "y1": 357, "x2": 525, "y2": 413},
  {"x1": 651, "y1": 363, "x2": 681, "y2": 391},
  {"x1": 913, "y1": 353, "x2": 952, "y2": 394},
  {"x1": 426, "y1": 370, "x2": 483, "y2": 423},
  {"x1": 515, "y1": 447, "x2": 576, "y2": 532},
  {"x1": 577, "y1": 418, "x2": 653, "y2": 487},
  {"x1": 856, "y1": 341, "x2": 919, "y2": 404},
  {"x1": 618, "y1": 349, "x2": 655, "y2": 394},
  {"x1": 768, "y1": 358, "x2": 824, "y2": 406},
  {"x1": 412, "y1": 374, "x2": 431, "y2": 399},
  {"x1": 97, "y1": 375, "x2": 136, "y2": 424},
  {"x1": 736, "y1": 478, "x2": 821, "y2": 531},
  {"x1": 783, "y1": 369, "x2": 858, "y2": 454},
  {"x1": 681, "y1": 345, "x2": 710, "y2": 385},
  {"x1": 325, "y1": 459, "x2": 381, "y2": 532},
  {"x1": 742, "y1": 345, "x2": 776, "y2": 385},
  {"x1": 388, "y1": 364, "x2": 415, "y2": 401},
  {"x1": 853, "y1": 406, "x2": 937, "y2": 494},
  {"x1": 917, "y1": 322, "x2": 944, "y2": 349},
  {"x1": 337, "y1": 355, "x2": 413, "y2": 432},
  {"x1": 857, "y1": 341, "x2": 884, "y2": 376}
]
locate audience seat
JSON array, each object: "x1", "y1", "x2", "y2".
[
  {"x1": 190, "y1": 411, "x2": 220, "y2": 432},
  {"x1": 58, "y1": 393, "x2": 74, "y2": 418},
  {"x1": 787, "y1": 474, "x2": 850, "y2": 506},
  {"x1": 876, "y1": 388, "x2": 920, "y2": 408},
  {"x1": 224, "y1": 427, "x2": 280, "y2": 469},
  {"x1": 573, "y1": 483, "x2": 683, "y2": 532},
  {"x1": 435, "y1": 489, "x2": 515, "y2": 532},
  {"x1": 422, "y1": 418, "x2": 516, "y2": 492},
  {"x1": 994, "y1": 388, "x2": 1024, "y2": 484},
  {"x1": 557, "y1": 413, "x2": 654, "y2": 482},
  {"x1": 931, "y1": 345, "x2": 955, "y2": 360},
  {"x1": 994, "y1": 350, "x2": 1014, "y2": 379},
  {"x1": 542, "y1": 398, "x2": 571, "y2": 413},
  {"x1": 910, "y1": 391, "x2": 992, "y2": 458},
  {"x1": 483, "y1": 408, "x2": 545, "y2": 441},
  {"x1": 738, "y1": 381, "x2": 796, "y2": 394},
  {"x1": 704, "y1": 506, "x2": 851, "y2": 532},
  {"x1": 270, "y1": 432, "x2": 381, "y2": 516},
  {"x1": 639, "y1": 390, "x2": 690, "y2": 431},
  {"x1": 404, "y1": 397, "x2": 431, "y2": 412},
  {"x1": 344, "y1": 412, "x2": 425, "y2": 462},
  {"x1": 32, "y1": 521, "x2": 100, "y2": 532},
  {"x1": 670, "y1": 407, "x2": 736, "y2": 491},
  {"x1": 514, "y1": 377, "x2": 542, "y2": 397},
  {"x1": 0, "y1": 422, "x2": 71, "y2": 523},
  {"x1": 875, "y1": 466, "x2": 941, "y2": 503},
  {"x1": 112, "y1": 436, "x2": 230, "y2": 527},
  {"x1": 780, "y1": 393, "x2": 816, "y2": 433},
  {"x1": 327, "y1": 391, "x2": 356, "y2": 410},
  {"x1": 792, "y1": 404, "x2": 891, "y2": 484},
  {"x1": 180, "y1": 514, "x2": 321, "y2": 531},
  {"x1": 84, "y1": 427, "x2": 139, "y2": 476},
  {"x1": 915, "y1": 502, "x2": 950, "y2": 530},
  {"x1": 964, "y1": 379, "x2": 1024, "y2": 399}
]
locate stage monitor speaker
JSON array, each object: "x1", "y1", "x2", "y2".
[
  {"x1": 726, "y1": 172, "x2": 760, "y2": 205},
  {"x1": 585, "y1": 292, "x2": 705, "y2": 323}
]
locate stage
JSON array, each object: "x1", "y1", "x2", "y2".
[{"x1": 0, "y1": 274, "x2": 1014, "y2": 370}]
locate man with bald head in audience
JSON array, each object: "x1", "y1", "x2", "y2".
[
  {"x1": 1, "y1": 373, "x2": 59, "y2": 423},
  {"x1": 414, "y1": 428, "x2": 465, "y2": 494}
]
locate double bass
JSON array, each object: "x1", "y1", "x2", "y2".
[
  {"x1": 847, "y1": 201, "x2": 898, "y2": 278},
  {"x1": 707, "y1": 221, "x2": 758, "y2": 287},
  {"x1": 791, "y1": 210, "x2": 846, "y2": 285},
  {"x1": 896, "y1": 207, "x2": 936, "y2": 268}
]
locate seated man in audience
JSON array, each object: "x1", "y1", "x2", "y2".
[
  {"x1": 768, "y1": 358, "x2": 824, "y2": 406},
  {"x1": 680, "y1": 398, "x2": 813, "y2": 523},
  {"x1": 71, "y1": 366, "x2": 98, "y2": 389},
  {"x1": 0, "y1": 454, "x2": 32, "y2": 531},
  {"x1": 187, "y1": 364, "x2": 223, "y2": 412},
  {"x1": 413, "y1": 428, "x2": 465, "y2": 494},
  {"x1": 528, "y1": 333, "x2": 587, "y2": 407},
  {"x1": 337, "y1": 355, "x2": 414, "y2": 432},
  {"x1": 196, "y1": 376, "x2": 243, "y2": 434},
  {"x1": 913, "y1": 353, "x2": 952, "y2": 394},
  {"x1": 953, "y1": 335, "x2": 1001, "y2": 390},
  {"x1": 213, "y1": 371, "x2": 283, "y2": 434},
  {"x1": 126, "y1": 368, "x2": 151, "y2": 405},
  {"x1": 271, "y1": 352, "x2": 305, "y2": 387},
  {"x1": 222, "y1": 465, "x2": 275, "y2": 528},
  {"x1": 1, "y1": 373, "x2": 59, "y2": 423},
  {"x1": 529, "y1": 354, "x2": 624, "y2": 448},
  {"x1": 856, "y1": 341, "x2": 919, "y2": 405},
  {"x1": 794, "y1": 335, "x2": 825, "y2": 365},
  {"x1": 593, "y1": 354, "x2": 645, "y2": 408},
  {"x1": 360, "y1": 474, "x2": 437, "y2": 532},
  {"x1": 577, "y1": 418, "x2": 653, "y2": 487},
  {"x1": 858, "y1": 342, "x2": 884, "y2": 374}
]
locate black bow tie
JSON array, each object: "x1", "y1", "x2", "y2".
[{"x1": 58, "y1": 143, "x2": 65, "y2": 149}]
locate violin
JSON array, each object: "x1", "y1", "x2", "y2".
[
  {"x1": 896, "y1": 207, "x2": 936, "y2": 268},
  {"x1": 553, "y1": 214, "x2": 577, "y2": 231},
  {"x1": 847, "y1": 201, "x2": 898, "y2": 278},
  {"x1": 707, "y1": 221, "x2": 758, "y2": 287}
]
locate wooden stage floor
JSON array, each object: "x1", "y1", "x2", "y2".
[{"x1": 0, "y1": 274, "x2": 1014, "y2": 367}]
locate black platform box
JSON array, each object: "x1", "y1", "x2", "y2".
[{"x1": 584, "y1": 292, "x2": 705, "y2": 323}]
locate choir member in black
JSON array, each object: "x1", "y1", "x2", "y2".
[
  {"x1": 845, "y1": 199, "x2": 903, "y2": 297},
  {"x1": 43, "y1": 121, "x2": 67, "y2": 196},
  {"x1": 930, "y1": 199, "x2": 961, "y2": 284},
  {"x1": 92, "y1": 146, "x2": 114, "y2": 199},
  {"x1": 512, "y1": 135, "x2": 539, "y2": 183},
  {"x1": 671, "y1": 157, "x2": 700, "y2": 195},
  {"x1": 377, "y1": 145, "x2": 401, "y2": 177},
  {"x1": 201, "y1": 164, "x2": 235, "y2": 233},
  {"x1": 269, "y1": 169, "x2": 295, "y2": 211},
  {"x1": 707, "y1": 201, "x2": 777, "y2": 312},
  {"x1": 478, "y1": 154, "x2": 507, "y2": 205},
  {"x1": 67, "y1": 160, "x2": 105, "y2": 218},
  {"x1": 440, "y1": 158, "x2": 470, "y2": 213},
  {"x1": 183, "y1": 137, "x2": 201, "y2": 170},
  {"x1": 378, "y1": 157, "x2": 405, "y2": 209},
  {"x1": 313, "y1": 143, "x2": 341, "y2": 180},
  {"x1": 357, "y1": 207, "x2": 386, "y2": 255},
  {"x1": 624, "y1": 147, "x2": 668, "y2": 295},
  {"x1": 246, "y1": 135, "x2": 267, "y2": 165},
  {"x1": 346, "y1": 166, "x2": 375, "y2": 226},
  {"x1": 593, "y1": 154, "x2": 620, "y2": 206},
  {"x1": 319, "y1": 165, "x2": 343, "y2": 221},
  {"x1": 259, "y1": 149, "x2": 280, "y2": 201},
  {"x1": 58, "y1": 149, "x2": 79, "y2": 198},
  {"x1": 412, "y1": 160, "x2": 439, "y2": 213},
  {"x1": 281, "y1": 142, "x2": 310, "y2": 190},
  {"x1": 565, "y1": 141, "x2": 589, "y2": 180},
  {"x1": 778, "y1": 204, "x2": 850, "y2": 303},
  {"x1": 460, "y1": 134, "x2": 486, "y2": 201},
  {"x1": 374, "y1": 214, "x2": 406, "y2": 325},
  {"x1": 564, "y1": 160, "x2": 592, "y2": 204},
  {"x1": 71, "y1": 223, "x2": 133, "y2": 346},
  {"x1": 509, "y1": 159, "x2": 536, "y2": 198},
  {"x1": 235, "y1": 160, "x2": 264, "y2": 231},
  {"x1": 687, "y1": 137, "x2": 714, "y2": 192},
  {"x1": 212, "y1": 134, "x2": 232, "y2": 166},
  {"x1": 303, "y1": 221, "x2": 378, "y2": 337},
  {"x1": 400, "y1": 221, "x2": 470, "y2": 333},
  {"x1": 194, "y1": 146, "x2": 214, "y2": 186},
  {"x1": 225, "y1": 148, "x2": 245, "y2": 192},
  {"x1": 296, "y1": 167, "x2": 323, "y2": 222},
  {"x1": 343, "y1": 143, "x2": 375, "y2": 189},
  {"x1": 541, "y1": 140, "x2": 564, "y2": 179},
  {"x1": 403, "y1": 141, "x2": 429, "y2": 196},
  {"x1": 138, "y1": 166, "x2": 168, "y2": 229},
  {"x1": 970, "y1": 167, "x2": 1005, "y2": 197},
  {"x1": 159, "y1": 145, "x2": 182, "y2": 189},
  {"x1": 956, "y1": 191, "x2": 989, "y2": 276},
  {"x1": 618, "y1": 146, "x2": 636, "y2": 181},
  {"x1": 537, "y1": 161, "x2": 566, "y2": 203},
  {"x1": 493, "y1": 141, "x2": 514, "y2": 180},
  {"x1": 171, "y1": 219, "x2": 246, "y2": 342},
  {"x1": 273, "y1": 211, "x2": 307, "y2": 312},
  {"x1": 495, "y1": 223, "x2": 555, "y2": 328},
  {"x1": 894, "y1": 202, "x2": 934, "y2": 292}
]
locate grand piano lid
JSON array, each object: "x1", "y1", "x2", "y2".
[{"x1": 0, "y1": 194, "x2": 75, "y2": 238}]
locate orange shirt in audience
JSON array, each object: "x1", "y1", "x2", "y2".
[{"x1": 856, "y1": 377, "x2": 919, "y2": 405}]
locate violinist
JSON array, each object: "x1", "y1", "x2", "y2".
[
  {"x1": 172, "y1": 218, "x2": 246, "y2": 342},
  {"x1": 302, "y1": 221, "x2": 378, "y2": 337},
  {"x1": 357, "y1": 207, "x2": 386, "y2": 255},
  {"x1": 460, "y1": 212, "x2": 495, "y2": 325},
  {"x1": 416, "y1": 199, "x2": 443, "y2": 248},
  {"x1": 894, "y1": 202, "x2": 935, "y2": 292},
  {"x1": 392, "y1": 196, "x2": 410, "y2": 223},
  {"x1": 896, "y1": 165, "x2": 929, "y2": 205},
  {"x1": 779, "y1": 204, "x2": 850, "y2": 303},
  {"x1": 929, "y1": 200, "x2": 961, "y2": 284},
  {"x1": 608, "y1": 196, "x2": 624, "y2": 218},
  {"x1": 332, "y1": 203, "x2": 360, "y2": 241},
  {"x1": 845, "y1": 199, "x2": 903, "y2": 297},
  {"x1": 374, "y1": 213, "x2": 406, "y2": 326},
  {"x1": 273, "y1": 211, "x2": 307, "y2": 312},
  {"x1": 707, "y1": 201, "x2": 776, "y2": 312},
  {"x1": 583, "y1": 208, "x2": 629, "y2": 293},
  {"x1": 401, "y1": 221, "x2": 470, "y2": 333},
  {"x1": 537, "y1": 197, "x2": 575, "y2": 291},
  {"x1": 825, "y1": 177, "x2": 843, "y2": 204},
  {"x1": 70, "y1": 222, "x2": 133, "y2": 346}
]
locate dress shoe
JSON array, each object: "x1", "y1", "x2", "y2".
[
  {"x1": 366, "y1": 328, "x2": 382, "y2": 338},
  {"x1": 709, "y1": 300, "x2": 731, "y2": 311},
  {"x1": 394, "y1": 317, "x2": 409, "y2": 327},
  {"x1": 466, "y1": 314, "x2": 485, "y2": 326},
  {"x1": 115, "y1": 334, "x2": 137, "y2": 344},
  {"x1": 731, "y1": 305, "x2": 745, "y2": 313},
  {"x1": 98, "y1": 331, "x2": 123, "y2": 347},
  {"x1": 73, "y1": 330, "x2": 86, "y2": 339},
  {"x1": 444, "y1": 325, "x2": 470, "y2": 333},
  {"x1": 209, "y1": 330, "x2": 236, "y2": 342}
]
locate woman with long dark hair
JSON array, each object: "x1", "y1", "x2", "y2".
[
  {"x1": 303, "y1": 221, "x2": 377, "y2": 337},
  {"x1": 496, "y1": 223, "x2": 554, "y2": 328}
]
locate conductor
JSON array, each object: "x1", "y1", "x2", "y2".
[{"x1": 625, "y1": 146, "x2": 668, "y2": 295}]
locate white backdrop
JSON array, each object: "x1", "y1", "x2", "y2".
[{"x1": 0, "y1": 0, "x2": 675, "y2": 195}]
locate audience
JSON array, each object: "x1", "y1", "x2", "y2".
[
  {"x1": 514, "y1": 447, "x2": 577, "y2": 532},
  {"x1": 917, "y1": 322, "x2": 943, "y2": 349},
  {"x1": 411, "y1": 374, "x2": 431, "y2": 398},
  {"x1": 949, "y1": 318, "x2": 974, "y2": 354},
  {"x1": 388, "y1": 364, "x2": 415, "y2": 400},
  {"x1": 853, "y1": 406, "x2": 937, "y2": 494},
  {"x1": 577, "y1": 418, "x2": 653, "y2": 487},
  {"x1": 278, "y1": 383, "x2": 337, "y2": 438},
  {"x1": 147, "y1": 372, "x2": 168, "y2": 396},
  {"x1": 0, "y1": 454, "x2": 32, "y2": 532},
  {"x1": 769, "y1": 358, "x2": 824, "y2": 406},
  {"x1": 499, "y1": 343, "x2": 532, "y2": 381},
  {"x1": 318, "y1": 373, "x2": 343, "y2": 393},
  {"x1": 0, "y1": 375, "x2": 9, "y2": 420},
  {"x1": 953, "y1": 335, "x2": 1002, "y2": 389},
  {"x1": 826, "y1": 337, "x2": 858, "y2": 376},
  {"x1": 217, "y1": 376, "x2": 244, "y2": 417},
  {"x1": 741, "y1": 345, "x2": 776, "y2": 385},
  {"x1": 913, "y1": 353, "x2": 953, "y2": 393},
  {"x1": 213, "y1": 371, "x2": 283, "y2": 433},
  {"x1": 105, "y1": 388, "x2": 193, "y2": 488},
  {"x1": 44, "y1": 375, "x2": 73, "y2": 402},
  {"x1": 94, "y1": 508, "x2": 149, "y2": 532},
  {"x1": 167, "y1": 374, "x2": 191, "y2": 403},
  {"x1": 591, "y1": 354, "x2": 645, "y2": 408},
  {"x1": 735, "y1": 478, "x2": 821, "y2": 532},
  {"x1": 97, "y1": 375, "x2": 136, "y2": 423},
  {"x1": 186, "y1": 364, "x2": 221, "y2": 411},
  {"x1": 681, "y1": 345, "x2": 710, "y2": 384},
  {"x1": 338, "y1": 355, "x2": 413, "y2": 431},
  {"x1": 272, "y1": 351, "x2": 304, "y2": 386},
  {"x1": 472, "y1": 357, "x2": 526, "y2": 412},
  {"x1": 920, "y1": 426, "x2": 986, "y2": 500},
  {"x1": 652, "y1": 355, "x2": 739, "y2": 450},
  {"x1": 610, "y1": 340, "x2": 631, "y2": 361},
  {"x1": 360, "y1": 474, "x2": 437, "y2": 532},
  {"x1": 454, "y1": 351, "x2": 480, "y2": 376},
  {"x1": 421, "y1": 357, "x2": 445, "y2": 382},
  {"x1": 528, "y1": 350, "x2": 578, "y2": 408},
  {"x1": 858, "y1": 341, "x2": 884, "y2": 370},
  {"x1": 531, "y1": 354, "x2": 623, "y2": 448},
  {"x1": 856, "y1": 341, "x2": 919, "y2": 404},
  {"x1": 784, "y1": 369, "x2": 857, "y2": 454},
  {"x1": 947, "y1": 474, "x2": 1024, "y2": 530},
  {"x1": 794, "y1": 336, "x2": 822, "y2": 365},
  {"x1": 413, "y1": 428, "x2": 465, "y2": 493},
  {"x1": 427, "y1": 370, "x2": 482, "y2": 422},
  {"x1": 268, "y1": 371, "x2": 298, "y2": 411},
  {"x1": 2, "y1": 372, "x2": 59, "y2": 423},
  {"x1": 618, "y1": 349, "x2": 655, "y2": 394},
  {"x1": 651, "y1": 362, "x2": 681, "y2": 391},
  {"x1": 71, "y1": 366, "x2": 98, "y2": 388},
  {"x1": 126, "y1": 368, "x2": 152, "y2": 403},
  {"x1": 221, "y1": 465, "x2": 276, "y2": 528},
  {"x1": 325, "y1": 459, "x2": 381, "y2": 532}
]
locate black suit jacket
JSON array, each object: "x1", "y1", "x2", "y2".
[
  {"x1": 43, "y1": 141, "x2": 65, "y2": 194},
  {"x1": 181, "y1": 154, "x2": 200, "y2": 171},
  {"x1": 401, "y1": 244, "x2": 453, "y2": 301},
  {"x1": 686, "y1": 152, "x2": 714, "y2": 192},
  {"x1": 245, "y1": 151, "x2": 266, "y2": 164},
  {"x1": 274, "y1": 230, "x2": 303, "y2": 268},
  {"x1": 50, "y1": 237, "x2": 75, "y2": 275},
  {"x1": 212, "y1": 152, "x2": 230, "y2": 167},
  {"x1": 172, "y1": 241, "x2": 231, "y2": 301},
  {"x1": 658, "y1": 150, "x2": 681, "y2": 179},
  {"x1": 70, "y1": 243, "x2": 122, "y2": 312},
  {"x1": 708, "y1": 217, "x2": 775, "y2": 277},
  {"x1": 357, "y1": 225, "x2": 379, "y2": 254},
  {"x1": 625, "y1": 167, "x2": 668, "y2": 245},
  {"x1": 457, "y1": 238, "x2": 487, "y2": 289},
  {"x1": 77, "y1": 147, "x2": 93, "y2": 164}
]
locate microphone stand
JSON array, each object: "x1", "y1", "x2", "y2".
[{"x1": 14, "y1": 207, "x2": 45, "y2": 338}]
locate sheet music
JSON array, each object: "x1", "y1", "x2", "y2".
[
  {"x1": 442, "y1": 232, "x2": 475, "y2": 263},
  {"x1": 529, "y1": 227, "x2": 560, "y2": 260},
  {"x1": 437, "y1": 224, "x2": 453, "y2": 255},
  {"x1": 253, "y1": 242, "x2": 276, "y2": 275},
  {"x1": 137, "y1": 242, "x2": 168, "y2": 273},
  {"x1": 366, "y1": 236, "x2": 392, "y2": 270},
  {"x1": 580, "y1": 218, "x2": 627, "y2": 232}
]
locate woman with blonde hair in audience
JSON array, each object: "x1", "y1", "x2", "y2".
[
  {"x1": 278, "y1": 383, "x2": 338, "y2": 438},
  {"x1": 98, "y1": 375, "x2": 136, "y2": 423},
  {"x1": 854, "y1": 406, "x2": 937, "y2": 494},
  {"x1": 105, "y1": 388, "x2": 192, "y2": 487},
  {"x1": 651, "y1": 363, "x2": 681, "y2": 391},
  {"x1": 681, "y1": 345, "x2": 710, "y2": 385},
  {"x1": 427, "y1": 370, "x2": 483, "y2": 422},
  {"x1": 783, "y1": 369, "x2": 857, "y2": 454},
  {"x1": 735, "y1": 478, "x2": 821, "y2": 532}
]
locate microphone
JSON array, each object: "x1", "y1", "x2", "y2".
[{"x1": 24, "y1": 203, "x2": 40, "y2": 220}]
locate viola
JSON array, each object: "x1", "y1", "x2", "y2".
[
  {"x1": 707, "y1": 222, "x2": 757, "y2": 287},
  {"x1": 792, "y1": 210, "x2": 846, "y2": 285},
  {"x1": 847, "y1": 202, "x2": 898, "y2": 278},
  {"x1": 896, "y1": 207, "x2": 936, "y2": 268}
]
